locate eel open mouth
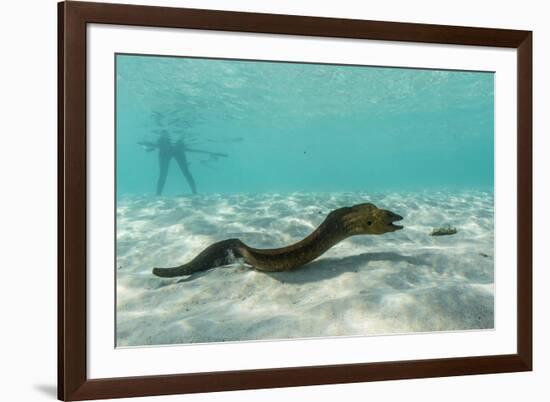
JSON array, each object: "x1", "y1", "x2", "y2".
[{"x1": 388, "y1": 213, "x2": 404, "y2": 230}]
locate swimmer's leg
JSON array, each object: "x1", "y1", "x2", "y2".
[
  {"x1": 174, "y1": 153, "x2": 197, "y2": 194},
  {"x1": 156, "y1": 153, "x2": 170, "y2": 196}
]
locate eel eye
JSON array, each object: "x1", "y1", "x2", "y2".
[{"x1": 367, "y1": 221, "x2": 372, "y2": 226}]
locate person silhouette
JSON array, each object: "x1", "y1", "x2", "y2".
[
  {"x1": 139, "y1": 131, "x2": 197, "y2": 196},
  {"x1": 139, "y1": 130, "x2": 228, "y2": 196}
]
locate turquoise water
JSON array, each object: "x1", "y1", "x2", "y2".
[{"x1": 115, "y1": 54, "x2": 494, "y2": 197}]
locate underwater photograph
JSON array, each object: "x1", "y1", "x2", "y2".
[{"x1": 115, "y1": 54, "x2": 494, "y2": 347}]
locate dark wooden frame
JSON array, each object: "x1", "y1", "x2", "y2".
[{"x1": 58, "y1": 1, "x2": 532, "y2": 400}]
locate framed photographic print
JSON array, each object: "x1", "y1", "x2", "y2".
[{"x1": 58, "y1": 1, "x2": 532, "y2": 400}]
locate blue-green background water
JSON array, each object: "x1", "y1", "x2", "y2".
[{"x1": 116, "y1": 54, "x2": 494, "y2": 197}]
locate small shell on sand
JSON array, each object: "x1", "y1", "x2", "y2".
[{"x1": 430, "y1": 225, "x2": 458, "y2": 236}]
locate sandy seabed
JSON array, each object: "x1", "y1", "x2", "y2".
[{"x1": 116, "y1": 191, "x2": 494, "y2": 347}]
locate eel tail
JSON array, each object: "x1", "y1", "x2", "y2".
[{"x1": 152, "y1": 238, "x2": 245, "y2": 278}]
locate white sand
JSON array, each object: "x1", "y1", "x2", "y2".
[{"x1": 116, "y1": 191, "x2": 494, "y2": 346}]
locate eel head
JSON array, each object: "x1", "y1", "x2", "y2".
[{"x1": 341, "y1": 203, "x2": 404, "y2": 235}]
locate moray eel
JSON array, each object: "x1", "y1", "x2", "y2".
[{"x1": 152, "y1": 203, "x2": 403, "y2": 278}]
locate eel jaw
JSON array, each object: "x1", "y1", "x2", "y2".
[{"x1": 387, "y1": 213, "x2": 404, "y2": 231}]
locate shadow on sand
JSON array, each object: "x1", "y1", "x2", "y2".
[
  {"x1": 266, "y1": 251, "x2": 432, "y2": 284},
  {"x1": 152, "y1": 251, "x2": 434, "y2": 285}
]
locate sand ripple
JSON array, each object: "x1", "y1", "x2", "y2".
[{"x1": 116, "y1": 191, "x2": 494, "y2": 346}]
